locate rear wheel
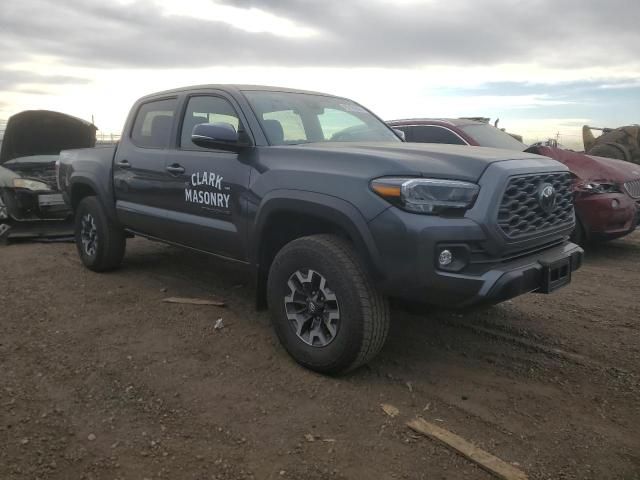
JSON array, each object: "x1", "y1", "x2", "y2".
[
  {"x1": 74, "y1": 196, "x2": 126, "y2": 271},
  {"x1": 267, "y1": 234, "x2": 390, "y2": 374}
]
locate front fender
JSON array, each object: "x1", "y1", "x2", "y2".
[{"x1": 250, "y1": 189, "x2": 385, "y2": 278}]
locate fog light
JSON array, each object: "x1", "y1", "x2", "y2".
[
  {"x1": 611, "y1": 199, "x2": 620, "y2": 209},
  {"x1": 438, "y1": 249, "x2": 453, "y2": 267}
]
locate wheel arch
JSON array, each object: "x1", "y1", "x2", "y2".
[
  {"x1": 70, "y1": 181, "x2": 97, "y2": 210},
  {"x1": 69, "y1": 176, "x2": 119, "y2": 223},
  {"x1": 251, "y1": 190, "x2": 383, "y2": 309}
]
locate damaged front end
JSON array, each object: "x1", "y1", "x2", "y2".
[
  {"x1": 0, "y1": 110, "x2": 96, "y2": 242},
  {"x1": 0, "y1": 158, "x2": 72, "y2": 240},
  {"x1": 528, "y1": 145, "x2": 640, "y2": 242},
  {"x1": 571, "y1": 177, "x2": 639, "y2": 241}
]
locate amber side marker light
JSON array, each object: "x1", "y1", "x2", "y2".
[{"x1": 371, "y1": 181, "x2": 401, "y2": 198}]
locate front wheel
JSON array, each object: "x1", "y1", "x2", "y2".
[
  {"x1": 267, "y1": 234, "x2": 390, "y2": 374},
  {"x1": 74, "y1": 196, "x2": 126, "y2": 272}
]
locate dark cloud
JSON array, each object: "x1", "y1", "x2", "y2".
[
  {"x1": 0, "y1": 70, "x2": 90, "y2": 92},
  {"x1": 0, "y1": 0, "x2": 638, "y2": 71}
]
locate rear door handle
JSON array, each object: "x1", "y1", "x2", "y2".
[
  {"x1": 116, "y1": 159, "x2": 131, "y2": 169},
  {"x1": 166, "y1": 163, "x2": 185, "y2": 175}
]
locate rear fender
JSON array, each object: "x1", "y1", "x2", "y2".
[{"x1": 69, "y1": 175, "x2": 118, "y2": 224}]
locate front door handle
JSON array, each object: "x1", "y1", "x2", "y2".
[
  {"x1": 166, "y1": 163, "x2": 185, "y2": 175},
  {"x1": 116, "y1": 159, "x2": 131, "y2": 169}
]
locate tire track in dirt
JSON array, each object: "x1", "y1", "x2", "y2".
[
  {"x1": 2, "y1": 234, "x2": 640, "y2": 479},
  {"x1": 441, "y1": 318, "x2": 638, "y2": 387}
]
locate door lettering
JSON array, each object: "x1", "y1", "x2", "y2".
[{"x1": 185, "y1": 171, "x2": 229, "y2": 208}]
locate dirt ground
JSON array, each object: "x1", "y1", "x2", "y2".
[{"x1": 1, "y1": 232, "x2": 639, "y2": 480}]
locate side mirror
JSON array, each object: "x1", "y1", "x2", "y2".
[
  {"x1": 192, "y1": 122, "x2": 240, "y2": 151},
  {"x1": 393, "y1": 128, "x2": 406, "y2": 141}
]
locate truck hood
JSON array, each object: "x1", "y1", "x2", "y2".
[
  {"x1": 0, "y1": 110, "x2": 97, "y2": 164},
  {"x1": 527, "y1": 146, "x2": 640, "y2": 183},
  {"x1": 286, "y1": 142, "x2": 550, "y2": 182}
]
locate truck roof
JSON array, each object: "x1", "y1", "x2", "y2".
[{"x1": 139, "y1": 84, "x2": 340, "y2": 101}]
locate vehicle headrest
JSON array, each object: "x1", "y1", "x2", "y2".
[
  {"x1": 263, "y1": 119, "x2": 284, "y2": 145},
  {"x1": 150, "y1": 115, "x2": 173, "y2": 147}
]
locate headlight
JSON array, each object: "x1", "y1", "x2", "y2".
[
  {"x1": 371, "y1": 177, "x2": 479, "y2": 214},
  {"x1": 580, "y1": 182, "x2": 621, "y2": 194},
  {"x1": 12, "y1": 178, "x2": 50, "y2": 191}
]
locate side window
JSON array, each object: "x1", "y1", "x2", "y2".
[
  {"x1": 412, "y1": 126, "x2": 466, "y2": 145},
  {"x1": 393, "y1": 126, "x2": 411, "y2": 141},
  {"x1": 318, "y1": 108, "x2": 366, "y2": 140},
  {"x1": 262, "y1": 110, "x2": 307, "y2": 144},
  {"x1": 131, "y1": 98, "x2": 177, "y2": 148},
  {"x1": 180, "y1": 96, "x2": 241, "y2": 150}
]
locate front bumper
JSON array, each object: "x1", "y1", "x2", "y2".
[
  {"x1": 367, "y1": 207, "x2": 583, "y2": 308},
  {"x1": 459, "y1": 242, "x2": 583, "y2": 306},
  {"x1": 575, "y1": 192, "x2": 638, "y2": 241},
  {"x1": 0, "y1": 189, "x2": 72, "y2": 241}
]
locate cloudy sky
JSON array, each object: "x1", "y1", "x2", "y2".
[{"x1": 1, "y1": 0, "x2": 639, "y2": 148}]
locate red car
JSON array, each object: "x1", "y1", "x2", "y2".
[{"x1": 388, "y1": 118, "x2": 640, "y2": 244}]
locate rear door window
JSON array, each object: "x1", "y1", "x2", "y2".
[{"x1": 131, "y1": 98, "x2": 178, "y2": 149}]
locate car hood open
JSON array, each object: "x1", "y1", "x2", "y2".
[{"x1": 0, "y1": 110, "x2": 97, "y2": 164}]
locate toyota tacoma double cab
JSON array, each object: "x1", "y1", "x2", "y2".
[{"x1": 57, "y1": 85, "x2": 583, "y2": 374}]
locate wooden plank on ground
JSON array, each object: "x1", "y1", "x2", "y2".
[
  {"x1": 381, "y1": 403, "x2": 400, "y2": 418},
  {"x1": 407, "y1": 417, "x2": 528, "y2": 480},
  {"x1": 162, "y1": 297, "x2": 225, "y2": 307}
]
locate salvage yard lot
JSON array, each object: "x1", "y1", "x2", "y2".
[{"x1": 1, "y1": 233, "x2": 639, "y2": 480}]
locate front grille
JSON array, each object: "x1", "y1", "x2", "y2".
[
  {"x1": 624, "y1": 179, "x2": 640, "y2": 198},
  {"x1": 498, "y1": 172, "x2": 574, "y2": 239}
]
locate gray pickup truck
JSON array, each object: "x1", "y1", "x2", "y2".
[{"x1": 58, "y1": 85, "x2": 583, "y2": 373}]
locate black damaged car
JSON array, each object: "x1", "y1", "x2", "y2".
[{"x1": 0, "y1": 110, "x2": 96, "y2": 242}]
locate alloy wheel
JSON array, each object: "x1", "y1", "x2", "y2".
[
  {"x1": 80, "y1": 213, "x2": 98, "y2": 257},
  {"x1": 284, "y1": 269, "x2": 341, "y2": 347}
]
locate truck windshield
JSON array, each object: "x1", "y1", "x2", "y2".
[
  {"x1": 460, "y1": 124, "x2": 527, "y2": 151},
  {"x1": 243, "y1": 91, "x2": 401, "y2": 146}
]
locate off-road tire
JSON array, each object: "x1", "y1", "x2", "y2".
[
  {"x1": 74, "y1": 196, "x2": 126, "y2": 272},
  {"x1": 267, "y1": 234, "x2": 390, "y2": 374}
]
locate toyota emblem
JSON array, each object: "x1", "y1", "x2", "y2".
[{"x1": 538, "y1": 183, "x2": 557, "y2": 213}]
